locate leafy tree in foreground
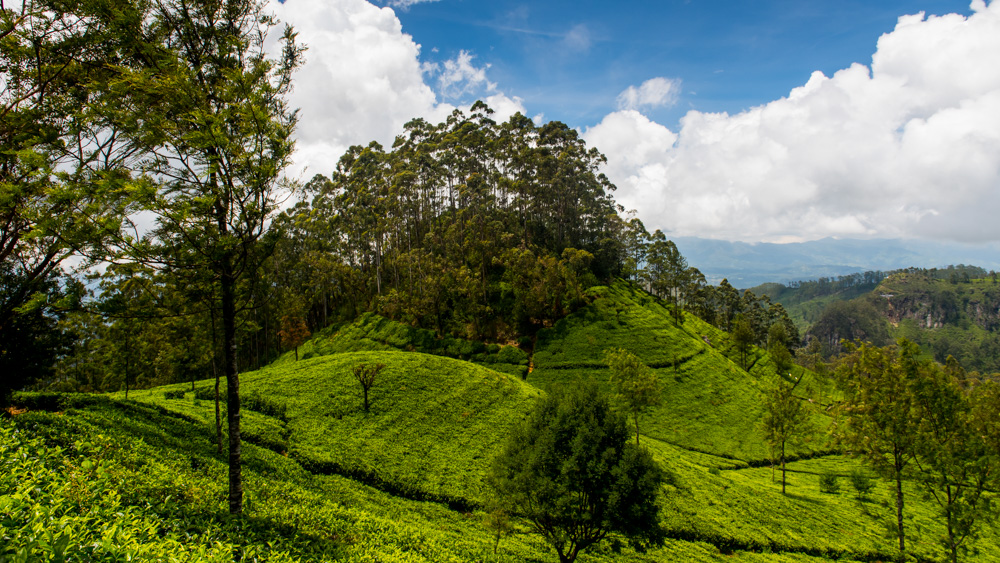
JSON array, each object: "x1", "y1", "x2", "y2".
[
  {"x1": 487, "y1": 382, "x2": 665, "y2": 563},
  {"x1": 835, "y1": 340, "x2": 920, "y2": 562},
  {"x1": 118, "y1": 0, "x2": 304, "y2": 515},
  {"x1": 604, "y1": 347, "x2": 662, "y2": 446},
  {"x1": 760, "y1": 376, "x2": 811, "y2": 494}
]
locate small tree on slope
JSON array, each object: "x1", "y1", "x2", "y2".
[{"x1": 605, "y1": 347, "x2": 662, "y2": 446}]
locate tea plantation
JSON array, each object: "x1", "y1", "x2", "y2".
[{"x1": 3, "y1": 281, "x2": 997, "y2": 562}]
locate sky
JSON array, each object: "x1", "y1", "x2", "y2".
[{"x1": 267, "y1": 0, "x2": 1000, "y2": 244}]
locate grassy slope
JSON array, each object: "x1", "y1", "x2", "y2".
[
  {"x1": 6, "y1": 395, "x2": 890, "y2": 563},
  {"x1": 7, "y1": 280, "x2": 999, "y2": 562},
  {"x1": 528, "y1": 282, "x2": 829, "y2": 462},
  {"x1": 125, "y1": 351, "x2": 540, "y2": 504}
]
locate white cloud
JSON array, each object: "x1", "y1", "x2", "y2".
[
  {"x1": 382, "y1": 0, "x2": 439, "y2": 9},
  {"x1": 616, "y1": 77, "x2": 682, "y2": 112},
  {"x1": 433, "y1": 50, "x2": 497, "y2": 99},
  {"x1": 267, "y1": 0, "x2": 524, "y2": 182},
  {"x1": 563, "y1": 24, "x2": 591, "y2": 51},
  {"x1": 585, "y1": 2, "x2": 1000, "y2": 243}
]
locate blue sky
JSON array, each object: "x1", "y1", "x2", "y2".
[
  {"x1": 271, "y1": 0, "x2": 1000, "y2": 244},
  {"x1": 391, "y1": 0, "x2": 972, "y2": 127}
]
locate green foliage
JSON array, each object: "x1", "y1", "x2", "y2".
[
  {"x1": 530, "y1": 281, "x2": 828, "y2": 462},
  {"x1": 604, "y1": 347, "x2": 662, "y2": 445},
  {"x1": 818, "y1": 472, "x2": 840, "y2": 494},
  {"x1": 849, "y1": 468, "x2": 875, "y2": 501},
  {"x1": 487, "y1": 382, "x2": 665, "y2": 563},
  {"x1": 760, "y1": 377, "x2": 812, "y2": 495},
  {"x1": 128, "y1": 351, "x2": 541, "y2": 505}
]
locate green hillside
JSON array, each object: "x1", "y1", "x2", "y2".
[
  {"x1": 5, "y1": 281, "x2": 999, "y2": 563},
  {"x1": 529, "y1": 282, "x2": 830, "y2": 461},
  {"x1": 123, "y1": 351, "x2": 540, "y2": 505},
  {"x1": 800, "y1": 269, "x2": 1000, "y2": 372}
]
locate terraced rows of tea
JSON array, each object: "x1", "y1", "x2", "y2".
[{"x1": 5, "y1": 281, "x2": 998, "y2": 562}]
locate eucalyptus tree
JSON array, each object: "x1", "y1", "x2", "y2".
[{"x1": 117, "y1": 0, "x2": 303, "y2": 515}]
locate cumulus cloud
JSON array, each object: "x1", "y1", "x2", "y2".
[
  {"x1": 616, "y1": 77, "x2": 682, "y2": 112},
  {"x1": 267, "y1": 0, "x2": 524, "y2": 182},
  {"x1": 585, "y1": 2, "x2": 1000, "y2": 243}
]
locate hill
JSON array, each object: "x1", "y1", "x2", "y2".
[
  {"x1": 801, "y1": 268, "x2": 1000, "y2": 372},
  {"x1": 125, "y1": 350, "x2": 540, "y2": 506},
  {"x1": 5, "y1": 281, "x2": 1000, "y2": 562}
]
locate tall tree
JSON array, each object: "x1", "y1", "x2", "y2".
[
  {"x1": 121, "y1": 0, "x2": 303, "y2": 515},
  {"x1": 760, "y1": 376, "x2": 810, "y2": 494},
  {"x1": 732, "y1": 314, "x2": 754, "y2": 370},
  {"x1": 911, "y1": 361, "x2": 995, "y2": 563},
  {"x1": 835, "y1": 340, "x2": 920, "y2": 562},
  {"x1": 604, "y1": 347, "x2": 662, "y2": 446},
  {"x1": 1, "y1": 0, "x2": 139, "y2": 398}
]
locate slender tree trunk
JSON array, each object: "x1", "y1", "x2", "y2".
[
  {"x1": 781, "y1": 441, "x2": 786, "y2": 495},
  {"x1": 211, "y1": 307, "x2": 223, "y2": 455},
  {"x1": 221, "y1": 260, "x2": 242, "y2": 515},
  {"x1": 894, "y1": 450, "x2": 906, "y2": 562},
  {"x1": 947, "y1": 484, "x2": 957, "y2": 563},
  {"x1": 124, "y1": 330, "x2": 130, "y2": 400},
  {"x1": 634, "y1": 414, "x2": 640, "y2": 447}
]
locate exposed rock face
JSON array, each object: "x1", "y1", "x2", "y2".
[{"x1": 875, "y1": 272, "x2": 1000, "y2": 332}]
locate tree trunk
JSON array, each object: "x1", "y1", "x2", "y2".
[
  {"x1": 894, "y1": 451, "x2": 906, "y2": 562},
  {"x1": 781, "y1": 441, "x2": 786, "y2": 495},
  {"x1": 634, "y1": 414, "x2": 640, "y2": 447},
  {"x1": 211, "y1": 307, "x2": 223, "y2": 455},
  {"x1": 947, "y1": 484, "x2": 957, "y2": 563},
  {"x1": 221, "y1": 263, "x2": 242, "y2": 515}
]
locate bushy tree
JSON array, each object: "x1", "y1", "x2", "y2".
[
  {"x1": 487, "y1": 382, "x2": 665, "y2": 563},
  {"x1": 732, "y1": 314, "x2": 754, "y2": 370},
  {"x1": 279, "y1": 315, "x2": 311, "y2": 361}
]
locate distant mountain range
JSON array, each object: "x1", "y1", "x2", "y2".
[{"x1": 672, "y1": 237, "x2": 1000, "y2": 288}]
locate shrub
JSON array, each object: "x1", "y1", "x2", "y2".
[
  {"x1": 243, "y1": 390, "x2": 288, "y2": 421},
  {"x1": 819, "y1": 471, "x2": 840, "y2": 494},
  {"x1": 163, "y1": 389, "x2": 186, "y2": 400},
  {"x1": 849, "y1": 468, "x2": 875, "y2": 500}
]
